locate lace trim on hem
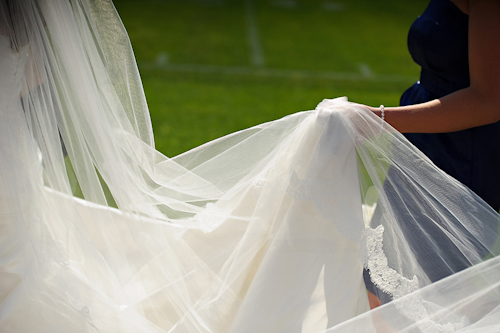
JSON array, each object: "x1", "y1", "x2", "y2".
[{"x1": 361, "y1": 225, "x2": 468, "y2": 332}]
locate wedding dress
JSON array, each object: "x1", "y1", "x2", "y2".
[{"x1": 1, "y1": 0, "x2": 500, "y2": 332}]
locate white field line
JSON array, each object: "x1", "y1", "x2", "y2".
[
  {"x1": 139, "y1": 62, "x2": 415, "y2": 83},
  {"x1": 245, "y1": 0, "x2": 265, "y2": 67},
  {"x1": 358, "y1": 63, "x2": 373, "y2": 77}
]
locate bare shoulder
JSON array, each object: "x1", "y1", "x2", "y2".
[
  {"x1": 468, "y1": 0, "x2": 500, "y2": 19},
  {"x1": 451, "y1": 0, "x2": 500, "y2": 16},
  {"x1": 450, "y1": 0, "x2": 469, "y2": 14},
  {"x1": 467, "y1": 0, "x2": 500, "y2": 102}
]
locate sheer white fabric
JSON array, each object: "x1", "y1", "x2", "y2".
[{"x1": 1, "y1": 0, "x2": 500, "y2": 332}]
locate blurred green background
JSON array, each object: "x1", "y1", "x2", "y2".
[{"x1": 114, "y1": 0, "x2": 427, "y2": 157}]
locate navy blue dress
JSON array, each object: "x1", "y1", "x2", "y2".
[
  {"x1": 402, "y1": 0, "x2": 500, "y2": 212},
  {"x1": 364, "y1": 0, "x2": 499, "y2": 301}
]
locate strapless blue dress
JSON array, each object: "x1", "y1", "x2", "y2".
[
  {"x1": 402, "y1": 0, "x2": 500, "y2": 212},
  {"x1": 365, "y1": 0, "x2": 499, "y2": 300}
]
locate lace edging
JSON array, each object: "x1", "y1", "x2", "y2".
[
  {"x1": 361, "y1": 225, "x2": 419, "y2": 298},
  {"x1": 361, "y1": 225, "x2": 468, "y2": 332}
]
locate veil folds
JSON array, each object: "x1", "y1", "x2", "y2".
[{"x1": 1, "y1": 0, "x2": 500, "y2": 331}]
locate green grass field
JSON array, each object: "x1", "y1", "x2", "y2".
[{"x1": 114, "y1": 0, "x2": 427, "y2": 157}]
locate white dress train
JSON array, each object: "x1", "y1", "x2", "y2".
[{"x1": 2, "y1": 0, "x2": 500, "y2": 332}]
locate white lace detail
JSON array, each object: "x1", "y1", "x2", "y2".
[
  {"x1": 79, "y1": 306, "x2": 90, "y2": 320},
  {"x1": 191, "y1": 203, "x2": 229, "y2": 232},
  {"x1": 361, "y1": 225, "x2": 419, "y2": 298},
  {"x1": 14, "y1": 44, "x2": 30, "y2": 94},
  {"x1": 251, "y1": 177, "x2": 267, "y2": 197},
  {"x1": 69, "y1": 298, "x2": 98, "y2": 330},
  {"x1": 287, "y1": 169, "x2": 365, "y2": 241},
  {"x1": 362, "y1": 225, "x2": 468, "y2": 332},
  {"x1": 286, "y1": 170, "x2": 341, "y2": 216},
  {"x1": 286, "y1": 170, "x2": 318, "y2": 202}
]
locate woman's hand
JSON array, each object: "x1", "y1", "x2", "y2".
[{"x1": 369, "y1": 0, "x2": 500, "y2": 134}]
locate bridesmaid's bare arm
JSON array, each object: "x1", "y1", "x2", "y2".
[{"x1": 367, "y1": 0, "x2": 500, "y2": 134}]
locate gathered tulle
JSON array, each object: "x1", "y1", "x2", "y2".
[{"x1": 1, "y1": 0, "x2": 500, "y2": 332}]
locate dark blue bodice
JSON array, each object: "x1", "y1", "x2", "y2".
[
  {"x1": 402, "y1": 0, "x2": 500, "y2": 211},
  {"x1": 364, "y1": 0, "x2": 498, "y2": 294}
]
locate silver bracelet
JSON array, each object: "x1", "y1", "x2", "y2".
[{"x1": 380, "y1": 105, "x2": 385, "y2": 121}]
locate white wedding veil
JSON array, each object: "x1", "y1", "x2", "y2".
[{"x1": 1, "y1": 0, "x2": 500, "y2": 331}]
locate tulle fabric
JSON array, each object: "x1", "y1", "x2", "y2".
[{"x1": 1, "y1": 0, "x2": 500, "y2": 332}]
